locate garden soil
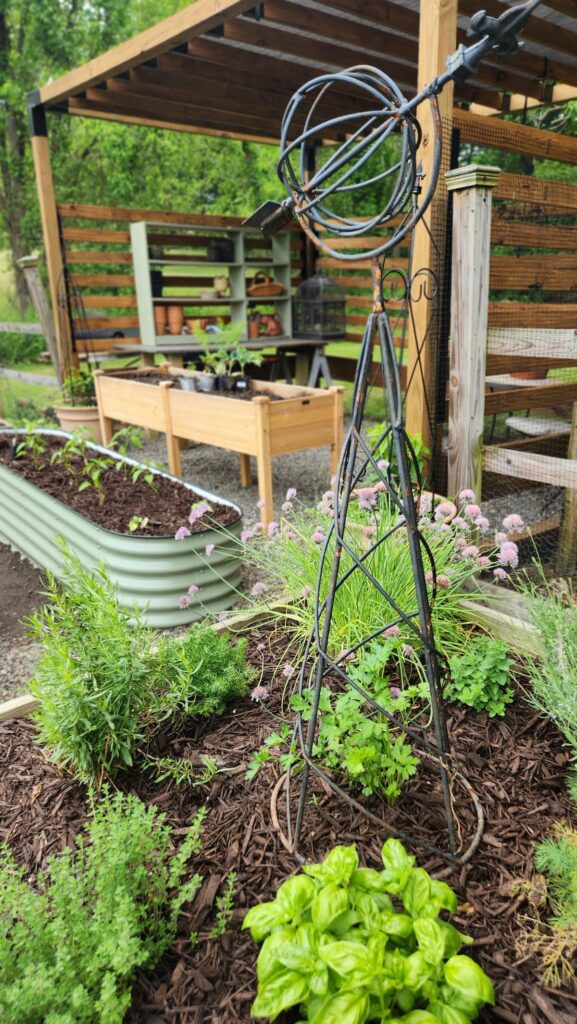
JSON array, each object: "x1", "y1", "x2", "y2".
[
  {"x1": 0, "y1": 628, "x2": 575, "y2": 1024},
  {"x1": 0, "y1": 544, "x2": 44, "y2": 699}
]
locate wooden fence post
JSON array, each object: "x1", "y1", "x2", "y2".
[
  {"x1": 558, "y1": 401, "x2": 577, "y2": 576},
  {"x1": 446, "y1": 164, "x2": 500, "y2": 499},
  {"x1": 17, "y1": 254, "x2": 61, "y2": 384}
]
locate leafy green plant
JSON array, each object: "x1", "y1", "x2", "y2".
[
  {"x1": 445, "y1": 636, "x2": 513, "y2": 717},
  {"x1": 145, "y1": 753, "x2": 219, "y2": 788},
  {"x1": 13, "y1": 427, "x2": 48, "y2": 467},
  {"x1": 148, "y1": 624, "x2": 256, "y2": 721},
  {"x1": 233, "y1": 344, "x2": 264, "y2": 377},
  {"x1": 366, "y1": 422, "x2": 430, "y2": 488},
  {"x1": 210, "y1": 872, "x2": 238, "y2": 938},
  {"x1": 60, "y1": 368, "x2": 97, "y2": 407},
  {"x1": 0, "y1": 791, "x2": 205, "y2": 1024},
  {"x1": 128, "y1": 514, "x2": 149, "y2": 533},
  {"x1": 243, "y1": 838, "x2": 494, "y2": 1023},
  {"x1": 292, "y1": 686, "x2": 420, "y2": 805},
  {"x1": 77, "y1": 455, "x2": 115, "y2": 504},
  {"x1": 109, "y1": 425, "x2": 145, "y2": 455},
  {"x1": 28, "y1": 551, "x2": 152, "y2": 784}
]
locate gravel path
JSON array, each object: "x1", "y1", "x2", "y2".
[{"x1": 0, "y1": 546, "x2": 44, "y2": 702}]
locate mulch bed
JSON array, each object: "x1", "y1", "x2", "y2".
[
  {"x1": 0, "y1": 626, "x2": 576, "y2": 1023},
  {"x1": 0, "y1": 436, "x2": 240, "y2": 537}
]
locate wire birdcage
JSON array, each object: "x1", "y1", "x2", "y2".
[{"x1": 293, "y1": 272, "x2": 346, "y2": 340}]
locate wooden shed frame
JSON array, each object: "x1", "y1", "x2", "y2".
[{"x1": 30, "y1": 0, "x2": 577, "y2": 452}]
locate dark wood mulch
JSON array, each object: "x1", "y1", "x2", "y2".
[
  {"x1": 0, "y1": 544, "x2": 45, "y2": 640},
  {"x1": 0, "y1": 437, "x2": 240, "y2": 537},
  {"x1": 0, "y1": 627, "x2": 575, "y2": 1024},
  {"x1": 111, "y1": 372, "x2": 285, "y2": 401}
]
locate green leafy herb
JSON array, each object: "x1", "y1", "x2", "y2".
[
  {"x1": 445, "y1": 636, "x2": 513, "y2": 717},
  {"x1": 210, "y1": 872, "x2": 238, "y2": 938},
  {"x1": 243, "y1": 837, "x2": 494, "y2": 1023}
]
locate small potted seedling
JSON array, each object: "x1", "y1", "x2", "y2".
[
  {"x1": 232, "y1": 345, "x2": 264, "y2": 392},
  {"x1": 54, "y1": 368, "x2": 102, "y2": 443}
]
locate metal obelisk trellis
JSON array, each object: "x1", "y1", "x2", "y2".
[{"x1": 246, "y1": 0, "x2": 541, "y2": 864}]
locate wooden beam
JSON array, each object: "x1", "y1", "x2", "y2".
[
  {"x1": 39, "y1": 0, "x2": 257, "y2": 106},
  {"x1": 61, "y1": 226, "x2": 130, "y2": 244},
  {"x1": 58, "y1": 203, "x2": 242, "y2": 226},
  {"x1": 483, "y1": 444, "x2": 577, "y2": 489},
  {"x1": 454, "y1": 108, "x2": 577, "y2": 166},
  {"x1": 487, "y1": 327, "x2": 577, "y2": 362},
  {"x1": 405, "y1": 0, "x2": 457, "y2": 457},
  {"x1": 446, "y1": 165, "x2": 500, "y2": 499},
  {"x1": 489, "y1": 303, "x2": 577, "y2": 328},
  {"x1": 67, "y1": 95, "x2": 279, "y2": 145},
  {"x1": 485, "y1": 380, "x2": 577, "y2": 415},
  {"x1": 490, "y1": 254, "x2": 577, "y2": 291},
  {"x1": 30, "y1": 128, "x2": 70, "y2": 379},
  {"x1": 495, "y1": 173, "x2": 577, "y2": 210},
  {"x1": 491, "y1": 220, "x2": 577, "y2": 249}
]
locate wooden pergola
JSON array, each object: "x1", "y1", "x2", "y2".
[{"x1": 30, "y1": 0, "x2": 577, "y2": 446}]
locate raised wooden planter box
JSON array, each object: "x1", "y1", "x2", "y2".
[
  {"x1": 94, "y1": 367, "x2": 344, "y2": 527},
  {"x1": 0, "y1": 430, "x2": 242, "y2": 629}
]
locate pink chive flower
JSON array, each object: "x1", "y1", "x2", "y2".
[
  {"x1": 475, "y1": 516, "x2": 490, "y2": 533},
  {"x1": 301, "y1": 585, "x2": 312, "y2": 599},
  {"x1": 385, "y1": 624, "x2": 400, "y2": 638},
  {"x1": 241, "y1": 528, "x2": 255, "y2": 543},
  {"x1": 281, "y1": 501, "x2": 293, "y2": 514},
  {"x1": 187, "y1": 584, "x2": 199, "y2": 597},
  {"x1": 311, "y1": 530, "x2": 325, "y2": 544},
  {"x1": 477, "y1": 556, "x2": 491, "y2": 568},
  {"x1": 256, "y1": 498, "x2": 265, "y2": 509},
  {"x1": 389, "y1": 686, "x2": 401, "y2": 699},
  {"x1": 188, "y1": 500, "x2": 211, "y2": 525},
  {"x1": 499, "y1": 541, "x2": 519, "y2": 568},
  {"x1": 437, "y1": 574, "x2": 451, "y2": 589},
  {"x1": 495, "y1": 531, "x2": 507, "y2": 544},
  {"x1": 282, "y1": 663, "x2": 294, "y2": 678},
  {"x1": 493, "y1": 567, "x2": 508, "y2": 582},
  {"x1": 503, "y1": 513, "x2": 524, "y2": 533},
  {"x1": 205, "y1": 543, "x2": 215, "y2": 556},
  {"x1": 464, "y1": 503, "x2": 481, "y2": 519},
  {"x1": 435, "y1": 501, "x2": 454, "y2": 521},
  {"x1": 251, "y1": 581, "x2": 267, "y2": 597},
  {"x1": 178, "y1": 595, "x2": 190, "y2": 609},
  {"x1": 437, "y1": 523, "x2": 450, "y2": 532},
  {"x1": 377, "y1": 458, "x2": 389, "y2": 471},
  {"x1": 361, "y1": 524, "x2": 376, "y2": 538},
  {"x1": 286, "y1": 488, "x2": 297, "y2": 501},
  {"x1": 358, "y1": 487, "x2": 377, "y2": 510},
  {"x1": 425, "y1": 570, "x2": 434, "y2": 584},
  {"x1": 267, "y1": 521, "x2": 279, "y2": 538},
  {"x1": 175, "y1": 526, "x2": 191, "y2": 541},
  {"x1": 463, "y1": 544, "x2": 480, "y2": 559},
  {"x1": 459, "y1": 489, "x2": 476, "y2": 502},
  {"x1": 373, "y1": 480, "x2": 387, "y2": 493},
  {"x1": 251, "y1": 685, "x2": 269, "y2": 702},
  {"x1": 323, "y1": 490, "x2": 334, "y2": 502},
  {"x1": 317, "y1": 499, "x2": 332, "y2": 515},
  {"x1": 402, "y1": 644, "x2": 416, "y2": 658},
  {"x1": 456, "y1": 536, "x2": 467, "y2": 550},
  {"x1": 453, "y1": 516, "x2": 467, "y2": 530}
]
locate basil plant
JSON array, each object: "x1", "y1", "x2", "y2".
[{"x1": 243, "y1": 838, "x2": 494, "y2": 1023}]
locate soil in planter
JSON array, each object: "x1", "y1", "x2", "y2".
[
  {"x1": 108, "y1": 372, "x2": 286, "y2": 401},
  {"x1": 1, "y1": 625, "x2": 576, "y2": 1024},
  {"x1": 0, "y1": 437, "x2": 240, "y2": 537}
]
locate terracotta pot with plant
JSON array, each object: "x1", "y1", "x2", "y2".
[{"x1": 54, "y1": 368, "x2": 102, "y2": 443}]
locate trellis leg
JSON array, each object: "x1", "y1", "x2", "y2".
[
  {"x1": 446, "y1": 165, "x2": 501, "y2": 499},
  {"x1": 558, "y1": 402, "x2": 577, "y2": 575}
]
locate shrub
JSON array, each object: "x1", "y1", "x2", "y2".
[
  {"x1": 0, "y1": 791, "x2": 205, "y2": 1024},
  {"x1": 28, "y1": 554, "x2": 152, "y2": 784},
  {"x1": 445, "y1": 636, "x2": 513, "y2": 717},
  {"x1": 149, "y1": 624, "x2": 255, "y2": 721},
  {"x1": 243, "y1": 837, "x2": 494, "y2": 1022}
]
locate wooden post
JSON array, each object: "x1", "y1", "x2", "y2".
[
  {"x1": 253, "y1": 396, "x2": 273, "y2": 528},
  {"x1": 405, "y1": 0, "x2": 457, "y2": 455},
  {"x1": 160, "y1": 380, "x2": 181, "y2": 476},
  {"x1": 446, "y1": 165, "x2": 501, "y2": 499},
  {"x1": 558, "y1": 401, "x2": 577, "y2": 575},
  {"x1": 239, "y1": 453, "x2": 252, "y2": 487},
  {"x1": 93, "y1": 370, "x2": 114, "y2": 446},
  {"x1": 28, "y1": 100, "x2": 73, "y2": 376},
  {"x1": 17, "y1": 254, "x2": 61, "y2": 383},
  {"x1": 330, "y1": 386, "x2": 345, "y2": 479}
]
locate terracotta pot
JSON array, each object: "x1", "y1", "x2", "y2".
[
  {"x1": 54, "y1": 405, "x2": 103, "y2": 444},
  {"x1": 167, "y1": 305, "x2": 184, "y2": 335},
  {"x1": 247, "y1": 313, "x2": 261, "y2": 339},
  {"x1": 154, "y1": 304, "x2": 167, "y2": 336}
]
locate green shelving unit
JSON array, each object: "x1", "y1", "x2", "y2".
[{"x1": 130, "y1": 221, "x2": 292, "y2": 350}]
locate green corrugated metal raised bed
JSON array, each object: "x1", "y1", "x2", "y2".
[{"x1": 0, "y1": 430, "x2": 243, "y2": 628}]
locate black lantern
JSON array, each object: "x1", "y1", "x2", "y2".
[{"x1": 292, "y1": 271, "x2": 345, "y2": 340}]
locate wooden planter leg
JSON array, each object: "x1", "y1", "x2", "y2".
[
  {"x1": 330, "y1": 386, "x2": 345, "y2": 479},
  {"x1": 160, "y1": 381, "x2": 181, "y2": 476},
  {"x1": 558, "y1": 402, "x2": 577, "y2": 575},
  {"x1": 93, "y1": 370, "x2": 114, "y2": 446},
  {"x1": 239, "y1": 453, "x2": 252, "y2": 487},
  {"x1": 253, "y1": 397, "x2": 273, "y2": 528}
]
